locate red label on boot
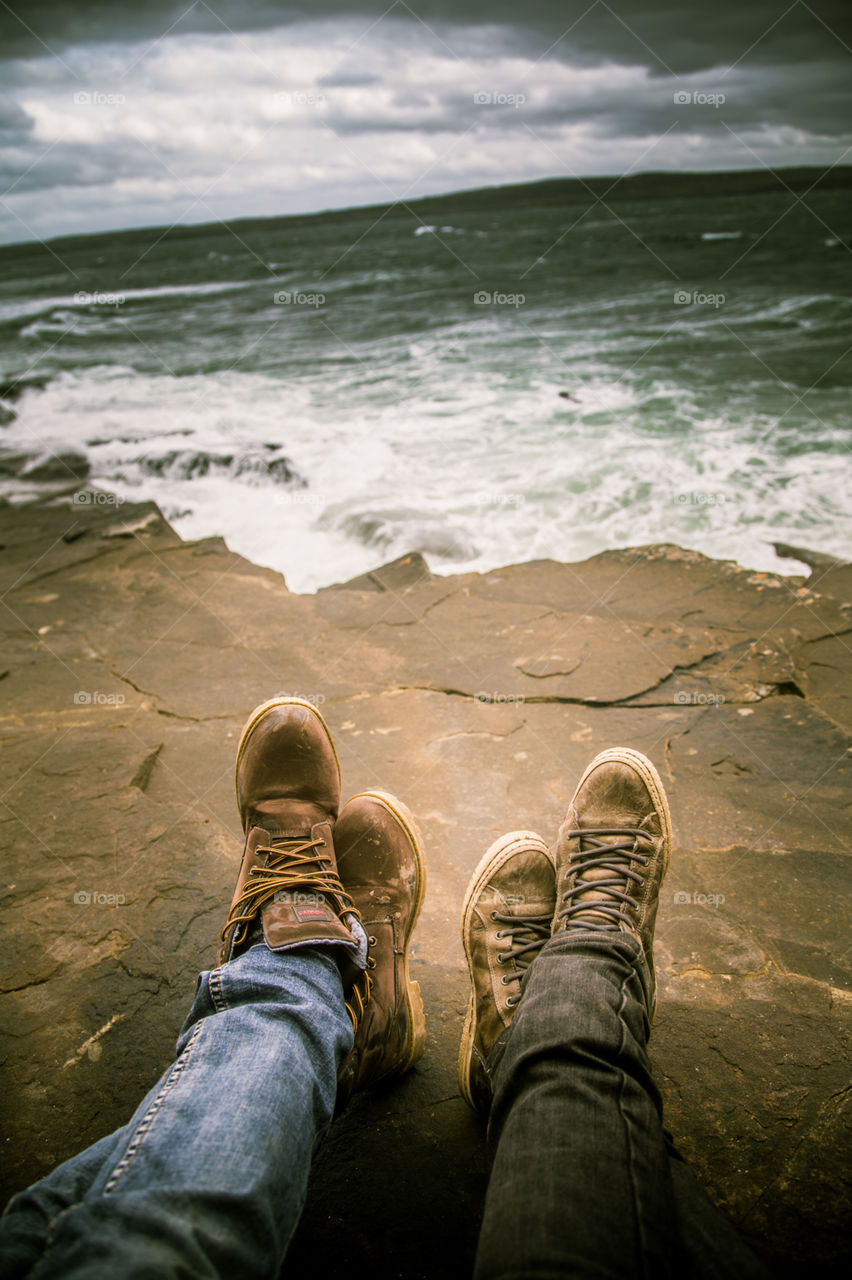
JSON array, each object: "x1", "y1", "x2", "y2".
[{"x1": 294, "y1": 904, "x2": 335, "y2": 923}]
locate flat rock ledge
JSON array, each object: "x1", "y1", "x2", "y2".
[{"x1": 1, "y1": 496, "x2": 850, "y2": 1278}]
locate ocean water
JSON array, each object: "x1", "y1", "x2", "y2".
[{"x1": 1, "y1": 182, "x2": 850, "y2": 591}]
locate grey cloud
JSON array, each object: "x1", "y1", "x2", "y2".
[
  {"x1": 1, "y1": 1, "x2": 850, "y2": 76},
  {"x1": 0, "y1": 134, "x2": 209, "y2": 195},
  {"x1": 318, "y1": 59, "x2": 852, "y2": 142},
  {"x1": 317, "y1": 71, "x2": 381, "y2": 87},
  {"x1": 0, "y1": 100, "x2": 34, "y2": 133}
]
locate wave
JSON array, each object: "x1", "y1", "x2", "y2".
[
  {"x1": 0, "y1": 278, "x2": 265, "y2": 327},
  {"x1": 330, "y1": 506, "x2": 479, "y2": 561},
  {"x1": 123, "y1": 447, "x2": 305, "y2": 486},
  {"x1": 728, "y1": 294, "x2": 852, "y2": 330}
]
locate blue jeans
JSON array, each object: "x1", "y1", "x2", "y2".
[
  {"x1": 0, "y1": 945, "x2": 352, "y2": 1280},
  {"x1": 2, "y1": 936, "x2": 767, "y2": 1279},
  {"x1": 475, "y1": 932, "x2": 769, "y2": 1280}
]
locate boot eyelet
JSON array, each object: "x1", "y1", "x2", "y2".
[
  {"x1": 490, "y1": 911, "x2": 498, "y2": 920},
  {"x1": 501, "y1": 974, "x2": 512, "y2": 985},
  {"x1": 496, "y1": 953, "x2": 506, "y2": 963},
  {"x1": 495, "y1": 930, "x2": 506, "y2": 939},
  {"x1": 368, "y1": 935, "x2": 377, "y2": 947},
  {"x1": 366, "y1": 956, "x2": 377, "y2": 969}
]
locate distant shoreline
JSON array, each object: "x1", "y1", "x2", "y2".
[{"x1": 2, "y1": 164, "x2": 850, "y2": 256}]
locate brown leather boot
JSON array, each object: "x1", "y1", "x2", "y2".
[
  {"x1": 552, "y1": 748, "x2": 672, "y2": 1013},
  {"x1": 458, "y1": 831, "x2": 555, "y2": 1113},
  {"x1": 218, "y1": 699, "x2": 365, "y2": 1000},
  {"x1": 334, "y1": 791, "x2": 426, "y2": 1109}
]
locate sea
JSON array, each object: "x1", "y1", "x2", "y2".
[{"x1": 1, "y1": 178, "x2": 850, "y2": 592}]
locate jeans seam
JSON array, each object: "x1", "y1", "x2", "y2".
[
  {"x1": 208, "y1": 964, "x2": 229, "y2": 1014},
  {"x1": 101, "y1": 1020, "x2": 205, "y2": 1195},
  {"x1": 616, "y1": 964, "x2": 653, "y2": 1280}
]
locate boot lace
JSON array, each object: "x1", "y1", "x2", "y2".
[
  {"x1": 221, "y1": 834, "x2": 362, "y2": 951},
  {"x1": 345, "y1": 967, "x2": 374, "y2": 1033},
  {"x1": 557, "y1": 826, "x2": 653, "y2": 931},
  {"x1": 494, "y1": 911, "x2": 552, "y2": 1007}
]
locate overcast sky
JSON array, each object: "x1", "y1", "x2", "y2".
[{"x1": 1, "y1": 0, "x2": 850, "y2": 245}]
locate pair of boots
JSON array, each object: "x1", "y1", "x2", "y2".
[{"x1": 218, "y1": 697, "x2": 671, "y2": 1112}]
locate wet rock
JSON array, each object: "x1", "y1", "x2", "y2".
[
  {"x1": 0, "y1": 373, "x2": 53, "y2": 402},
  {"x1": 0, "y1": 497, "x2": 849, "y2": 1279},
  {"x1": 20, "y1": 449, "x2": 90, "y2": 483},
  {"x1": 136, "y1": 448, "x2": 305, "y2": 486}
]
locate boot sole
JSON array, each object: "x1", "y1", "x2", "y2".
[
  {"x1": 458, "y1": 831, "x2": 554, "y2": 1111},
  {"x1": 234, "y1": 696, "x2": 342, "y2": 803},
  {"x1": 345, "y1": 789, "x2": 427, "y2": 1073}
]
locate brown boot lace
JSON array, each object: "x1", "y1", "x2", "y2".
[
  {"x1": 221, "y1": 834, "x2": 362, "y2": 951},
  {"x1": 345, "y1": 966, "x2": 374, "y2": 1033}
]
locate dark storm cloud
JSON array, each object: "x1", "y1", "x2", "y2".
[
  {"x1": 2, "y1": 0, "x2": 850, "y2": 75},
  {"x1": 315, "y1": 56, "x2": 850, "y2": 141},
  {"x1": 0, "y1": 0, "x2": 849, "y2": 244},
  {"x1": 0, "y1": 99, "x2": 34, "y2": 134}
]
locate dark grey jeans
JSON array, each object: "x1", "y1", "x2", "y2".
[{"x1": 476, "y1": 932, "x2": 769, "y2": 1280}]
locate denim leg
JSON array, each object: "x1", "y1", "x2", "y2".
[
  {"x1": 475, "y1": 932, "x2": 676, "y2": 1280},
  {"x1": 475, "y1": 931, "x2": 767, "y2": 1280},
  {"x1": 0, "y1": 1128, "x2": 131, "y2": 1280},
  {"x1": 0, "y1": 944, "x2": 352, "y2": 1280}
]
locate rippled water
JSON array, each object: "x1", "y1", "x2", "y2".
[{"x1": 1, "y1": 182, "x2": 850, "y2": 589}]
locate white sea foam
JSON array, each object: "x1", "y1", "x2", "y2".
[
  {"x1": 0, "y1": 278, "x2": 263, "y2": 326},
  {"x1": 4, "y1": 361, "x2": 849, "y2": 592}
]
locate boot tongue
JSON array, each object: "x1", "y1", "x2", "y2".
[
  {"x1": 265, "y1": 828, "x2": 315, "y2": 845},
  {"x1": 255, "y1": 822, "x2": 361, "y2": 956}
]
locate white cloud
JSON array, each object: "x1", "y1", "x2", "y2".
[{"x1": 1, "y1": 20, "x2": 849, "y2": 244}]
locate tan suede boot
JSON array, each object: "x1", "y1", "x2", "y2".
[
  {"x1": 553, "y1": 748, "x2": 672, "y2": 1013},
  {"x1": 458, "y1": 832, "x2": 555, "y2": 1113},
  {"x1": 334, "y1": 791, "x2": 427, "y2": 1109}
]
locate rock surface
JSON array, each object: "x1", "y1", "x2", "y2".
[{"x1": 0, "y1": 497, "x2": 849, "y2": 1278}]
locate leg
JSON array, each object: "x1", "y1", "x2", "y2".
[
  {"x1": 477, "y1": 931, "x2": 675, "y2": 1280},
  {"x1": 1, "y1": 1129, "x2": 131, "y2": 1278},
  {"x1": 3, "y1": 944, "x2": 351, "y2": 1280},
  {"x1": 461, "y1": 749, "x2": 768, "y2": 1280},
  {"x1": 2, "y1": 698, "x2": 427, "y2": 1278}
]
